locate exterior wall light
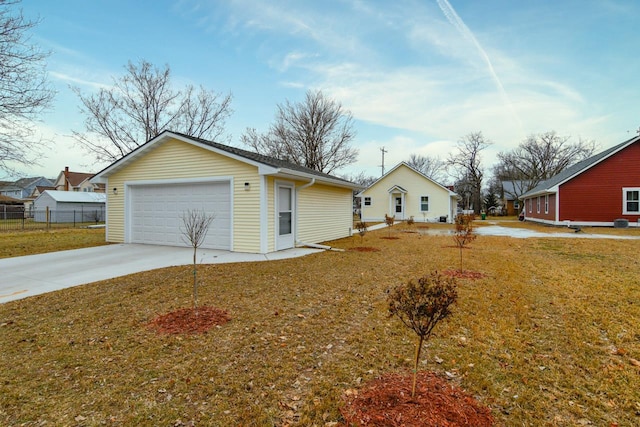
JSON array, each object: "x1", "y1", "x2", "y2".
[
  {"x1": 112, "y1": 187, "x2": 118, "y2": 195},
  {"x1": 244, "y1": 182, "x2": 250, "y2": 191}
]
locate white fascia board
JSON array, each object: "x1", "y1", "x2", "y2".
[{"x1": 265, "y1": 167, "x2": 359, "y2": 189}]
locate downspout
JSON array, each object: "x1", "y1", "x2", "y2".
[{"x1": 294, "y1": 178, "x2": 315, "y2": 248}]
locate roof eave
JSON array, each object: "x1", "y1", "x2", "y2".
[{"x1": 268, "y1": 167, "x2": 360, "y2": 189}]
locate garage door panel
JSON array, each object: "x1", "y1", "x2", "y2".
[{"x1": 130, "y1": 182, "x2": 231, "y2": 250}]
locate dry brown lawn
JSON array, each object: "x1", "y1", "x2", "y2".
[
  {"x1": 0, "y1": 228, "x2": 108, "y2": 258},
  {"x1": 1, "y1": 225, "x2": 639, "y2": 426}
]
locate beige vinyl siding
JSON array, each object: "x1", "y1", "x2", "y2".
[
  {"x1": 297, "y1": 183, "x2": 353, "y2": 244},
  {"x1": 265, "y1": 177, "x2": 275, "y2": 253},
  {"x1": 360, "y1": 164, "x2": 452, "y2": 222},
  {"x1": 106, "y1": 137, "x2": 262, "y2": 252}
]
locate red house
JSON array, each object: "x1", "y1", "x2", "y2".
[{"x1": 521, "y1": 135, "x2": 640, "y2": 227}]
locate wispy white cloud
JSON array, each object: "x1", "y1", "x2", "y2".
[
  {"x1": 49, "y1": 71, "x2": 110, "y2": 90},
  {"x1": 184, "y1": 0, "x2": 619, "y2": 170}
]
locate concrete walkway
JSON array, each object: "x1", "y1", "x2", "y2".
[{"x1": 0, "y1": 244, "x2": 322, "y2": 304}]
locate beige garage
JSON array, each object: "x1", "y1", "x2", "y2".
[{"x1": 91, "y1": 131, "x2": 358, "y2": 254}]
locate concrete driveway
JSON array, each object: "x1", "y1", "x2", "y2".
[{"x1": 0, "y1": 244, "x2": 322, "y2": 304}]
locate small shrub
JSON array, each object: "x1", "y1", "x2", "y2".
[
  {"x1": 406, "y1": 216, "x2": 415, "y2": 227},
  {"x1": 355, "y1": 221, "x2": 368, "y2": 242},
  {"x1": 453, "y1": 214, "x2": 476, "y2": 272},
  {"x1": 384, "y1": 214, "x2": 395, "y2": 237},
  {"x1": 388, "y1": 272, "x2": 458, "y2": 397}
]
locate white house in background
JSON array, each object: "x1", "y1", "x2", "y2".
[
  {"x1": 357, "y1": 162, "x2": 458, "y2": 223},
  {"x1": 33, "y1": 190, "x2": 106, "y2": 223}
]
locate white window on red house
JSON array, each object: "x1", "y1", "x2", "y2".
[
  {"x1": 544, "y1": 194, "x2": 549, "y2": 214},
  {"x1": 528, "y1": 198, "x2": 532, "y2": 213},
  {"x1": 536, "y1": 197, "x2": 540, "y2": 213},
  {"x1": 623, "y1": 188, "x2": 640, "y2": 214}
]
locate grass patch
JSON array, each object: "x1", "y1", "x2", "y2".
[
  {"x1": 1, "y1": 229, "x2": 639, "y2": 425},
  {"x1": 0, "y1": 228, "x2": 108, "y2": 258}
]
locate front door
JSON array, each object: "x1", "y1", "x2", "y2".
[
  {"x1": 276, "y1": 184, "x2": 295, "y2": 250},
  {"x1": 395, "y1": 196, "x2": 403, "y2": 219}
]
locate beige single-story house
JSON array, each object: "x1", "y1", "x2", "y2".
[
  {"x1": 91, "y1": 131, "x2": 358, "y2": 253},
  {"x1": 357, "y1": 162, "x2": 458, "y2": 223}
]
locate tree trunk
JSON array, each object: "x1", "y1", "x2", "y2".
[
  {"x1": 412, "y1": 335, "x2": 425, "y2": 398},
  {"x1": 193, "y1": 247, "x2": 198, "y2": 312}
]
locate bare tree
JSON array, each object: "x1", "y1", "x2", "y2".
[
  {"x1": 72, "y1": 60, "x2": 232, "y2": 163},
  {"x1": 494, "y1": 131, "x2": 596, "y2": 201},
  {"x1": 447, "y1": 132, "x2": 491, "y2": 215},
  {"x1": 341, "y1": 170, "x2": 377, "y2": 188},
  {"x1": 181, "y1": 209, "x2": 215, "y2": 311},
  {"x1": 0, "y1": 0, "x2": 54, "y2": 175},
  {"x1": 241, "y1": 90, "x2": 358, "y2": 174},
  {"x1": 406, "y1": 153, "x2": 447, "y2": 183}
]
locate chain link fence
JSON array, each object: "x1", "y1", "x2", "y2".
[{"x1": 0, "y1": 205, "x2": 105, "y2": 231}]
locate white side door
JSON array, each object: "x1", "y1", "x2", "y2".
[{"x1": 276, "y1": 183, "x2": 295, "y2": 250}]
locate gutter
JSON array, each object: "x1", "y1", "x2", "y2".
[
  {"x1": 296, "y1": 241, "x2": 345, "y2": 252},
  {"x1": 296, "y1": 178, "x2": 316, "y2": 191}
]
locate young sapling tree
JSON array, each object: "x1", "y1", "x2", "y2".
[
  {"x1": 388, "y1": 272, "x2": 458, "y2": 398},
  {"x1": 452, "y1": 214, "x2": 476, "y2": 272},
  {"x1": 384, "y1": 214, "x2": 395, "y2": 237},
  {"x1": 181, "y1": 209, "x2": 215, "y2": 310},
  {"x1": 355, "y1": 221, "x2": 368, "y2": 243}
]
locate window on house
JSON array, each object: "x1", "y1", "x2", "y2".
[
  {"x1": 420, "y1": 196, "x2": 429, "y2": 211},
  {"x1": 544, "y1": 194, "x2": 549, "y2": 214},
  {"x1": 528, "y1": 198, "x2": 532, "y2": 213},
  {"x1": 364, "y1": 197, "x2": 372, "y2": 206},
  {"x1": 536, "y1": 197, "x2": 540, "y2": 213},
  {"x1": 623, "y1": 188, "x2": 640, "y2": 213},
  {"x1": 514, "y1": 200, "x2": 519, "y2": 209}
]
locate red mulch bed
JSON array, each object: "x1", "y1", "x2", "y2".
[
  {"x1": 341, "y1": 371, "x2": 494, "y2": 426},
  {"x1": 147, "y1": 306, "x2": 231, "y2": 334},
  {"x1": 349, "y1": 247, "x2": 381, "y2": 252},
  {"x1": 442, "y1": 269, "x2": 486, "y2": 279}
]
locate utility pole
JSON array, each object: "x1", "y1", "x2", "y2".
[{"x1": 380, "y1": 147, "x2": 388, "y2": 176}]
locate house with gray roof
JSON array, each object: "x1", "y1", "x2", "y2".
[{"x1": 521, "y1": 135, "x2": 640, "y2": 227}]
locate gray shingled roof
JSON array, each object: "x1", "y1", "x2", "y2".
[
  {"x1": 522, "y1": 135, "x2": 640, "y2": 198},
  {"x1": 169, "y1": 131, "x2": 354, "y2": 184}
]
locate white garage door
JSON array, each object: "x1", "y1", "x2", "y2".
[{"x1": 129, "y1": 181, "x2": 231, "y2": 249}]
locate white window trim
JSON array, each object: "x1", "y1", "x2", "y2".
[
  {"x1": 544, "y1": 194, "x2": 549, "y2": 214},
  {"x1": 528, "y1": 198, "x2": 532, "y2": 213},
  {"x1": 536, "y1": 197, "x2": 540, "y2": 213},
  {"x1": 419, "y1": 195, "x2": 430, "y2": 212},
  {"x1": 514, "y1": 200, "x2": 519, "y2": 209},
  {"x1": 622, "y1": 187, "x2": 640, "y2": 214}
]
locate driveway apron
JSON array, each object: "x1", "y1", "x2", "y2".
[{"x1": 0, "y1": 244, "x2": 321, "y2": 304}]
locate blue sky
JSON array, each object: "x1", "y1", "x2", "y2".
[{"x1": 13, "y1": 0, "x2": 640, "y2": 181}]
